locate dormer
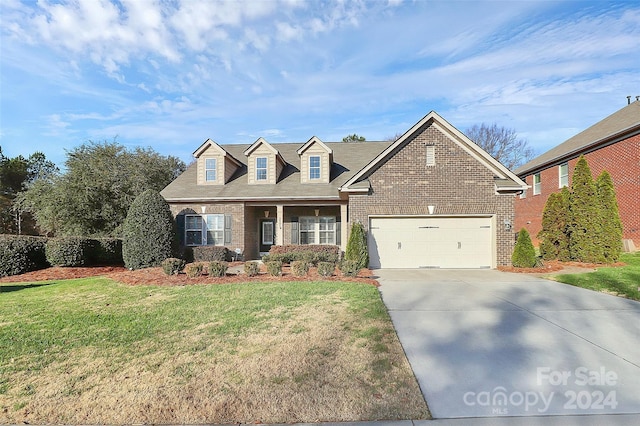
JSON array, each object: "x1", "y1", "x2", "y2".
[
  {"x1": 296, "y1": 136, "x2": 333, "y2": 184},
  {"x1": 243, "y1": 137, "x2": 286, "y2": 184},
  {"x1": 194, "y1": 139, "x2": 242, "y2": 185}
]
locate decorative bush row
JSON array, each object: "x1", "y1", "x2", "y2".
[
  {"x1": 192, "y1": 246, "x2": 230, "y2": 262},
  {"x1": 263, "y1": 245, "x2": 340, "y2": 265},
  {"x1": 162, "y1": 258, "x2": 186, "y2": 276},
  {"x1": 244, "y1": 261, "x2": 260, "y2": 277},
  {"x1": 291, "y1": 260, "x2": 310, "y2": 277},
  {"x1": 0, "y1": 235, "x2": 48, "y2": 277},
  {"x1": 45, "y1": 237, "x2": 124, "y2": 267},
  {"x1": 339, "y1": 260, "x2": 361, "y2": 277},
  {"x1": 208, "y1": 261, "x2": 228, "y2": 278},
  {"x1": 265, "y1": 260, "x2": 282, "y2": 276}
]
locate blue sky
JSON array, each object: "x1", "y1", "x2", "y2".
[{"x1": 1, "y1": 0, "x2": 639, "y2": 168}]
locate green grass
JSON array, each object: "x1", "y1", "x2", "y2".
[{"x1": 552, "y1": 252, "x2": 640, "y2": 301}]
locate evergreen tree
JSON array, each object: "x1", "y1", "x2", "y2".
[
  {"x1": 122, "y1": 189, "x2": 175, "y2": 270},
  {"x1": 596, "y1": 170, "x2": 623, "y2": 263},
  {"x1": 512, "y1": 228, "x2": 537, "y2": 268},
  {"x1": 538, "y1": 190, "x2": 570, "y2": 261},
  {"x1": 568, "y1": 156, "x2": 602, "y2": 263},
  {"x1": 345, "y1": 222, "x2": 369, "y2": 269}
]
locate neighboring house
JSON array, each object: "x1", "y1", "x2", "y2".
[
  {"x1": 161, "y1": 111, "x2": 527, "y2": 268},
  {"x1": 514, "y1": 100, "x2": 640, "y2": 249}
]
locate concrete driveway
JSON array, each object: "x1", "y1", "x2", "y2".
[{"x1": 376, "y1": 269, "x2": 640, "y2": 419}]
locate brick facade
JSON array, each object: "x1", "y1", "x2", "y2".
[
  {"x1": 515, "y1": 134, "x2": 640, "y2": 247},
  {"x1": 348, "y1": 122, "x2": 517, "y2": 267}
]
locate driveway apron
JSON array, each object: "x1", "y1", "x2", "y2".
[{"x1": 376, "y1": 269, "x2": 640, "y2": 419}]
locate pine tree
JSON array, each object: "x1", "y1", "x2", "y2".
[
  {"x1": 538, "y1": 190, "x2": 569, "y2": 261},
  {"x1": 512, "y1": 228, "x2": 537, "y2": 268},
  {"x1": 596, "y1": 170, "x2": 623, "y2": 263},
  {"x1": 568, "y1": 156, "x2": 602, "y2": 263}
]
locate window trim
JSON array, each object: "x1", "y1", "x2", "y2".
[
  {"x1": 185, "y1": 214, "x2": 225, "y2": 246},
  {"x1": 256, "y1": 157, "x2": 268, "y2": 181},
  {"x1": 559, "y1": 163, "x2": 569, "y2": 188},
  {"x1": 299, "y1": 216, "x2": 336, "y2": 245},
  {"x1": 533, "y1": 173, "x2": 541, "y2": 195},
  {"x1": 205, "y1": 158, "x2": 217, "y2": 182},
  {"x1": 425, "y1": 145, "x2": 435, "y2": 167},
  {"x1": 309, "y1": 155, "x2": 321, "y2": 180}
]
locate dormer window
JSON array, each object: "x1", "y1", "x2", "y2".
[
  {"x1": 256, "y1": 157, "x2": 268, "y2": 181},
  {"x1": 205, "y1": 158, "x2": 217, "y2": 181},
  {"x1": 309, "y1": 156, "x2": 321, "y2": 180}
]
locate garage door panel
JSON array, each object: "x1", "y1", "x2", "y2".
[{"x1": 369, "y1": 217, "x2": 493, "y2": 269}]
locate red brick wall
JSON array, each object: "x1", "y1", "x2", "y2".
[
  {"x1": 515, "y1": 134, "x2": 640, "y2": 246},
  {"x1": 349, "y1": 122, "x2": 517, "y2": 267}
]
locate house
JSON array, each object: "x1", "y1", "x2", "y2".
[
  {"x1": 514, "y1": 99, "x2": 640, "y2": 250},
  {"x1": 160, "y1": 111, "x2": 527, "y2": 268}
]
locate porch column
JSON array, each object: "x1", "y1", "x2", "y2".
[
  {"x1": 276, "y1": 204, "x2": 284, "y2": 246},
  {"x1": 340, "y1": 203, "x2": 348, "y2": 252}
]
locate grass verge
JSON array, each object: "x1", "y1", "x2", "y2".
[
  {"x1": 551, "y1": 252, "x2": 640, "y2": 301},
  {"x1": 0, "y1": 277, "x2": 429, "y2": 424}
]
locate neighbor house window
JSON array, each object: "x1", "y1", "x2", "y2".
[
  {"x1": 256, "y1": 157, "x2": 267, "y2": 181},
  {"x1": 185, "y1": 214, "x2": 225, "y2": 246},
  {"x1": 309, "y1": 155, "x2": 321, "y2": 180},
  {"x1": 533, "y1": 173, "x2": 541, "y2": 195},
  {"x1": 559, "y1": 163, "x2": 569, "y2": 187},
  {"x1": 205, "y1": 158, "x2": 217, "y2": 182},
  {"x1": 299, "y1": 216, "x2": 335, "y2": 245},
  {"x1": 426, "y1": 145, "x2": 435, "y2": 166}
]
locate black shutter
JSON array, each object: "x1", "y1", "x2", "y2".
[
  {"x1": 291, "y1": 216, "x2": 299, "y2": 244},
  {"x1": 176, "y1": 214, "x2": 185, "y2": 246},
  {"x1": 224, "y1": 214, "x2": 232, "y2": 245},
  {"x1": 335, "y1": 221, "x2": 341, "y2": 246}
]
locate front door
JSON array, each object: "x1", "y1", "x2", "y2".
[{"x1": 259, "y1": 219, "x2": 276, "y2": 253}]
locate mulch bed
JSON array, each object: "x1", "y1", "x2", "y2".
[{"x1": 0, "y1": 263, "x2": 379, "y2": 286}]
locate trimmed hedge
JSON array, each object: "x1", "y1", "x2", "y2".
[
  {"x1": 244, "y1": 261, "x2": 260, "y2": 277},
  {"x1": 46, "y1": 237, "x2": 89, "y2": 267},
  {"x1": 208, "y1": 261, "x2": 228, "y2": 278},
  {"x1": 162, "y1": 258, "x2": 185, "y2": 276},
  {"x1": 185, "y1": 263, "x2": 204, "y2": 278},
  {"x1": 339, "y1": 259, "x2": 361, "y2": 277},
  {"x1": 93, "y1": 238, "x2": 123, "y2": 265},
  {"x1": 0, "y1": 235, "x2": 48, "y2": 277},
  {"x1": 193, "y1": 246, "x2": 229, "y2": 262},
  {"x1": 317, "y1": 261, "x2": 335, "y2": 277},
  {"x1": 291, "y1": 260, "x2": 310, "y2": 277},
  {"x1": 265, "y1": 260, "x2": 282, "y2": 276},
  {"x1": 264, "y1": 245, "x2": 340, "y2": 265}
]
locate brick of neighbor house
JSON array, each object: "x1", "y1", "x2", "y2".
[
  {"x1": 515, "y1": 100, "x2": 640, "y2": 249},
  {"x1": 161, "y1": 111, "x2": 527, "y2": 268}
]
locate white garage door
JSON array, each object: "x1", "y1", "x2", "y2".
[{"x1": 368, "y1": 217, "x2": 493, "y2": 269}]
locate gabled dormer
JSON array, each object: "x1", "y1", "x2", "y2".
[
  {"x1": 296, "y1": 136, "x2": 333, "y2": 184},
  {"x1": 194, "y1": 139, "x2": 242, "y2": 185},
  {"x1": 243, "y1": 137, "x2": 286, "y2": 184}
]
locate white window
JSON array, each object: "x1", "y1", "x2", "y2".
[
  {"x1": 256, "y1": 157, "x2": 267, "y2": 181},
  {"x1": 185, "y1": 214, "x2": 225, "y2": 246},
  {"x1": 205, "y1": 158, "x2": 217, "y2": 181},
  {"x1": 559, "y1": 163, "x2": 569, "y2": 187},
  {"x1": 426, "y1": 145, "x2": 435, "y2": 166},
  {"x1": 299, "y1": 216, "x2": 335, "y2": 245},
  {"x1": 309, "y1": 155, "x2": 321, "y2": 180},
  {"x1": 533, "y1": 173, "x2": 541, "y2": 195}
]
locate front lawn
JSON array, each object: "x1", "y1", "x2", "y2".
[
  {"x1": 0, "y1": 277, "x2": 428, "y2": 424},
  {"x1": 551, "y1": 252, "x2": 640, "y2": 301}
]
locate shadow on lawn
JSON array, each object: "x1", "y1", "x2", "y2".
[{"x1": 0, "y1": 282, "x2": 55, "y2": 294}]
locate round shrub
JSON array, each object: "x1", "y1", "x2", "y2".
[
  {"x1": 265, "y1": 260, "x2": 282, "y2": 276},
  {"x1": 122, "y1": 189, "x2": 175, "y2": 270},
  {"x1": 339, "y1": 259, "x2": 361, "y2": 277},
  {"x1": 317, "y1": 262, "x2": 335, "y2": 277},
  {"x1": 208, "y1": 261, "x2": 228, "y2": 278},
  {"x1": 162, "y1": 258, "x2": 185, "y2": 276},
  {"x1": 291, "y1": 260, "x2": 310, "y2": 277},
  {"x1": 244, "y1": 261, "x2": 260, "y2": 277},
  {"x1": 512, "y1": 228, "x2": 537, "y2": 268},
  {"x1": 185, "y1": 262, "x2": 204, "y2": 278}
]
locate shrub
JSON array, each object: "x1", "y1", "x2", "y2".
[
  {"x1": 291, "y1": 260, "x2": 309, "y2": 277},
  {"x1": 162, "y1": 258, "x2": 185, "y2": 276},
  {"x1": 512, "y1": 228, "x2": 537, "y2": 268},
  {"x1": 185, "y1": 262, "x2": 204, "y2": 278},
  {"x1": 208, "y1": 261, "x2": 228, "y2": 278},
  {"x1": 122, "y1": 189, "x2": 175, "y2": 270},
  {"x1": 0, "y1": 235, "x2": 48, "y2": 277},
  {"x1": 317, "y1": 261, "x2": 335, "y2": 277},
  {"x1": 244, "y1": 261, "x2": 260, "y2": 277},
  {"x1": 267, "y1": 245, "x2": 340, "y2": 264},
  {"x1": 339, "y1": 259, "x2": 361, "y2": 277},
  {"x1": 538, "y1": 190, "x2": 570, "y2": 261},
  {"x1": 265, "y1": 260, "x2": 282, "y2": 276},
  {"x1": 92, "y1": 238, "x2": 123, "y2": 265},
  {"x1": 193, "y1": 246, "x2": 229, "y2": 262},
  {"x1": 596, "y1": 170, "x2": 623, "y2": 263},
  {"x1": 46, "y1": 237, "x2": 90, "y2": 267},
  {"x1": 345, "y1": 222, "x2": 368, "y2": 269},
  {"x1": 568, "y1": 156, "x2": 602, "y2": 263}
]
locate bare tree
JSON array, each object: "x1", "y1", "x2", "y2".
[{"x1": 464, "y1": 123, "x2": 534, "y2": 170}]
